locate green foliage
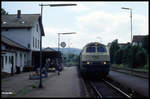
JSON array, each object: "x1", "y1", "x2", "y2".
[
  {"x1": 135, "y1": 48, "x2": 148, "y2": 67},
  {"x1": 143, "y1": 35, "x2": 149, "y2": 54},
  {"x1": 109, "y1": 39, "x2": 120, "y2": 64},
  {"x1": 1, "y1": 8, "x2": 8, "y2": 15},
  {"x1": 110, "y1": 40, "x2": 149, "y2": 70},
  {"x1": 122, "y1": 44, "x2": 132, "y2": 65},
  {"x1": 113, "y1": 48, "x2": 124, "y2": 64},
  {"x1": 63, "y1": 53, "x2": 79, "y2": 66},
  {"x1": 130, "y1": 46, "x2": 139, "y2": 68},
  {"x1": 144, "y1": 64, "x2": 149, "y2": 70}
]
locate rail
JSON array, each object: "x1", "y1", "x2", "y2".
[
  {"x1": 81, "y1": 72, "x2": 132, "y2": 98},
  {"x1": 102, "y1": 79, "x2": 131, "y2": 98}
]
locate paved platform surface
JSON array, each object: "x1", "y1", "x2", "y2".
[
  {"x1": 2, "y1": 66, "x2": 86, "y2": 98},
  {"x1": 108, "y1": 71, "x2": 149, "y2": 97}
]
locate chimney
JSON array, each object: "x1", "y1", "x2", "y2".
[{"x1": 17, "y1": 10, "x2": 21, "y2": 18}]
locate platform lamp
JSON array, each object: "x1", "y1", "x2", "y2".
[
  {"x1": 121, "y1": 7, "x2": 133, "y2": 74},
  {"x1": 121, "y1": 7, "x2": 133, "y2": 43}
]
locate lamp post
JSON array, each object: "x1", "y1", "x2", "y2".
[
  {"x1": 121, "y1": 7, "x2": 133, "y2": 43},
  {"x1": 58, "y1": 32, "x2": 76, "y2": 52},
  {"x1": 38, "y1": 3, "x2": 77, "y2": 88},
  {"x1": 121, "y1": 7, "x2": 133, "y2": 74}
]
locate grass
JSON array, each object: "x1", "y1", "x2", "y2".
[{"x1": 111, "y1": 64, "x2": 149, "y2": 73}]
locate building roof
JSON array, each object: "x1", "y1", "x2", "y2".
[
  {"x1": 1, "y1": 35, "x2": 29, "y2": 51},
  {"x1": 132, "y1": 35, "x2": 147, "y2": 42},
  {"x1": 42, "y1": 47, "x2": 57, "y2": 52},
  {"x1": 2, "y1": 14, "x2": 45, "y2": 36}
]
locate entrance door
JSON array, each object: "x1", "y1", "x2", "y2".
[
  {"x1": 1, "y1": 56, "x2": 4, "y2": 71},
  {"x1": 11, "y1": 56, "x2": 14, "y2": 75}
]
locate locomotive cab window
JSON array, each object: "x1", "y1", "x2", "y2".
[
  {"x1": 86, "y1": 46, "x2": 96, "y2": 52},
  {"x1": 97, "y1": 45, "x2": 106, "y2": 52}
]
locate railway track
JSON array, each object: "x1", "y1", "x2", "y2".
[
  {"x1": 90, "y1": 79, "x2": 131, "y2": 98},
  {"x1": 82, "y1": 73, "x2": 132, "y2": 98}
]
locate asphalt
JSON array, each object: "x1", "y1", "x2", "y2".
[
  {"x1": 1, "y1": 66, "x2": 87, "y2": 98},
  {"x1": 108, "y1": 71, "x2": 149, "y2": 97}
]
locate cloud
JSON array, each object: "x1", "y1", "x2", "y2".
[
  {"x1": 67, "y1": 4, "x2": 91, "y2": 12},
  {"x1": 43, "y1": 6, "x2": 148, "y2": 49},
  {"x1": 66, "y1": 2, "x2": 108, "y2": 12},
  {"x1": 74, "y1": 11, "x2": 148, "y2": 45},
  {"x1": 42, "y1": 27, "x2": 77, "y2": 48}
]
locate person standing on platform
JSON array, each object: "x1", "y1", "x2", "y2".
[
  {"x1": 56, "y1": 58, "x2": 62, "y2": 76},
  {"x1": 45, "y1": 58, "x2": 51, "y2": 77}
]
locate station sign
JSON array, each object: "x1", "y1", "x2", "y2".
[{"x1": 61, "y1": 42, "x2": 66, "y2": 48}]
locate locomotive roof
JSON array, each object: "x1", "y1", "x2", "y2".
[{"x1": 84, "y1": 42, "x2": 106, "y2": 47}]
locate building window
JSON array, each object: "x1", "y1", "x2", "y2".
[
  {"x1": 38, "y1": 40, "x2": 39, "y2": 48},
  {"x1": 9, "y1": 56, "x2": 11, "y2": 63},
  {"x1": 35, "y1": 38, "x2": 37, "y2": 48},
  {"x1": 20, "y1": 53, "x2": 22, "y2": 66},
  {"x1": 33, "y1": 37, "x2": 34, "y2": 48},
  {"x1": 15, "y1": 53, "x2": 17, "y2": 65},
  {"x1": 36, "y1": 24, "x2": 38, "y2": 33},
  {"x1": 5, "y1": 56, "x2": 7, "y2": 64},
  {"x1": 28, "y1": 44, "x2": 30, "y2": 48},
  {"x1": 1, "y1": 56, "x2": 4, "y2": 69},
  {"x1": 24, "y1": 54, "x2": 26, "y2": 65}
]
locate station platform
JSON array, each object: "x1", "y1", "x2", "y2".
[
  {"x1": 108, "y1": 71, "x2": 149, "y2": 97},
  {"x1": 2, "y1": 66, "x2": 87, "y2": 98}
]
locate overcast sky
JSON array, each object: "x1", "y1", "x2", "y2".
[{"x1": 2, "y1": 1, "x2": 148, "y2": 49}]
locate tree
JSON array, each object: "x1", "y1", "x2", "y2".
[
  {"x1": 135, "y1": 48, "x2": 147, "y2": 67},
  {"x1": 122, "y1": 44, "x2": 132, "y2": 66},
  {"x1": 143, "y1": 35, "x2": 149, "y2": 54},
  {"x1": 1, "y1": 8, "x2": 8, "y2": 15},
  {"x1": 131, "y1": 46, "x2": 142, "y2": 68},
  {"x1": 113, "y1": 48, "x2": 124, "y2": 64},
  {"x1": 109, "y1": 39, "x2": 120, "y2": 64}
]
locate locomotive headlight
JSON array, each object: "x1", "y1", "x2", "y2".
[
  {"x1": 87, "y1": 61, "x2": 90, "y2": 64},
  {"x1": 104, "y1": 61, "x2": 107, "y2": 64}
]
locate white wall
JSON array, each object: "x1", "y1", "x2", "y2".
[
  {"x1": 16, "y1": 51, "x2": 28, "y2": 72},
  {"x1": 31, "y1": 21, "x2": 41, "y2": 51},
  {"x1": 2, "y1": 51, "x2": 16, "y2": 73},
  {"x1": 1, "y1": 49, "x2": 29, "y2": 74}
]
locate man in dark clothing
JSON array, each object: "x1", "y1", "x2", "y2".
[
  {"x1": 56, "y1": 58, "x2": 62, "y2": 75},
  {"x1": 45, "y1": 58, "x2": 51, "y2": 77}
]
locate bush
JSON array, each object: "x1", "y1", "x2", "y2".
[
  {"x1": 122, "y1": 44, "x2": 132, "y2": 65},
  {"x1": 113, "y1": 48, "x2": 124, "y2": 64},
  {"x1": 144, "y1": 64, "x2": 149, "y2": 69},
  {"x1": 130, "y1": 46, "x2": 140, "y2": 68},
  {"x1": 109, "y1": 39, "x2": 120, "y2": 64},
  {"x1": 135, "y1": 48, "x2": 147, "y2": 68}
]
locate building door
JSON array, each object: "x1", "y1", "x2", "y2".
[
  {"x1": 11, "y1": 56, "x2": 14, "y2": 75},
  {"x1": 20, "y1": 53, "x2": 22, "y2": 72},
  {"x1": 1, "y1": 56, "x2": 4, "y2": 71}
]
